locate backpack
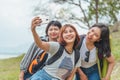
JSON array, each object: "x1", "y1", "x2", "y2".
[
  {"x1": 28, "y1": 50, "x2": 48, "y2": 74},
  {"x1": 28, "y1": 36, "x2": 48, "y2": 74},
  {"x1": 28, "y1": 44, "x2": 80, "y2": 74}
]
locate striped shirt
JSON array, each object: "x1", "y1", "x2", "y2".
[{"x1": 20, "y1": 36, "x2": 48, "y2": 73}]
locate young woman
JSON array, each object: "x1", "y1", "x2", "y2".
[
  {"x1": 19, "y1": 17, "x2": 62, "y2": 80},
  {"x1": 30, "y1": 23, "x2": 81, "y2": 80},
  {"x1": 76, "y1": 23, "x2": 115, "y2": 80}
]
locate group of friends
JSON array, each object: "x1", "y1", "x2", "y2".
[{"x1": 19, "y1": 16, "x2": 115, "y2": 80}]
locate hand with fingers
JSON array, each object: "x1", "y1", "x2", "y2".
[{"x1": 31, "y1": 17, "x2": 42, "y2": 31}]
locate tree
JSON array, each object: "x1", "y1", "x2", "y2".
[
  {"x1": 52, "y1": 0, "x2": 120, "y2": 29},
  {"x1": 32, "y1": 0, "x2": 120, "y2": 30}
]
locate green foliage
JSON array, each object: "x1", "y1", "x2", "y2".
[
  {"x1": 111, "y1": 31, "x2": 120, "y2": 61},
  {"x1": 111, "y1": 30, "x2": 120, "y2": 79},
  {"x1": 88, "y1": 0, "x2": 120, "y2": 24}
]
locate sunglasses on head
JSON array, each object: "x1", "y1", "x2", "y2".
[{"x1": 84, "y1": 51, "x2": 90, "y2": 62}]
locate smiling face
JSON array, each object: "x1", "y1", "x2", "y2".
[
  {"x1": 47, "y1": 25, "x2": 60, "y2": 40},
  {"x1": 59, "y1": 24, "x2": 80, "y2": 47},
  {"x1": 62, "y1": 27, "x2": 76, "y2": 44},
  {"x1": 86, "y1": 27, "x2": 101, "y2": 43}
]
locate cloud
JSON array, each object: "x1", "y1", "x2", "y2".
[{"x1": 0, "y1": 0, "x2": 36, "y2": 53}]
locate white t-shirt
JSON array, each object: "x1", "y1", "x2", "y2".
[
  {"x1": 80, "y1": 37, "x2": 97, "y2": 68},
  {"x1": 43, "y1": 42, "x2": 81, "y2": 80}
]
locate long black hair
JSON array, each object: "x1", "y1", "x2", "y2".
[
  {"x1": 45, "y1": 21, "x2": 62, "y2": 36},
  {"x1": 93, "y1": 23, "x2": 111, "y2": 59}
]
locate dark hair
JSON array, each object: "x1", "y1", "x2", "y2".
[
  {"x1": 59, "y1": 24, "x2": 80, "y2": 48},
  {"x1": 92, "y1": 23, "x2": 111, "y2": 59},
  {"x1": 45, "y1": 21, "x2": 62, "y2": 36}
]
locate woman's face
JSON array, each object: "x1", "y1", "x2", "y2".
[
  {"x1": 62, "y1": 27, "x2": 76, "y2": 44},
  {"x1": 86, "y1": 27, "x2": 101, "y2": 43},
  {"x1": 47, "y1": 25, "x2": 60, "y2": 40}
]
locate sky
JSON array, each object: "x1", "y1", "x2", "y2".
[
  {"x1": 0, "y1": 0, "x2": 39, "y2": 54},
  {"x1": 0, "y1": 0, "x2": 88, "y2": 57}
]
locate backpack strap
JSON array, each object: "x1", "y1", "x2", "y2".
[
  {"x1": 74, "y1": 34, "x2": 85, "y2": 65},
  {"x1": 46, "y1": 45, "x2": 64, "y2": 65},
  {"x1": 46, "y1": 44, "x2": 80, "y2": 66},
  {"x1": 46, "y1": 40, "x2": 83, "y2": 66},
  {"x1": 76, "y1": 34, "x2": 86, "y2": 50},
  {"x1": 74, "y1": 49, "x2": 80, "y2": 65}
]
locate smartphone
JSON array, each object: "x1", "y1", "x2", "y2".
[
  {"x1": 42, "y1": 17, "x2": 50, "y2": 24},
  {"x1": 38, "y1": 15, "x2": 50, "y2": 24}
]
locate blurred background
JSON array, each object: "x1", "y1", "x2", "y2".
[{"x1": 0, "y1": 0, "x2": 120, "y2": 80}]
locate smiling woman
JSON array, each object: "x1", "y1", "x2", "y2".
[{"x1": 29, "y1": 22, "x2": 81, "y2": 80}]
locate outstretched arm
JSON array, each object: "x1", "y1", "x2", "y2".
[{"x1": 31, "y1": 17, "x2": 49, "y2": 51}]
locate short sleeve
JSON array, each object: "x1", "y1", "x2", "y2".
[{"x1": 48, "y1": 42, "x2": 60, "y2": 55}]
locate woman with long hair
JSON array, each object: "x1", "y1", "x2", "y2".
[
  {"x1": 76, "y1": 23, "x2": 115, "y2": 80},
  {"x1": 30, "y1": 23, "x2": 81, "y2": 80}
]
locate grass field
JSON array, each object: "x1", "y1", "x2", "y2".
[
  {"x1": 0, "y1": 54, "x2": 24, "y2": 80},
  {"x1": 0, "y1": 31, "x2": 120, "y2": 80},
  {"x1": 110, "y1": 31, "x2": 120, "y2": 80}
]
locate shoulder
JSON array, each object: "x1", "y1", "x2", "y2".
[
  {"x1": 48, "y1": 42, "x2": 60, "y2": 54},
  {"x1": 49, "y1": 42, "x2": 60, "y2": 49}
]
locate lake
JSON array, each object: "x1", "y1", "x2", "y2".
[{"x1": 0, "y1": 53, "x2": 21, "y2": 59}]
